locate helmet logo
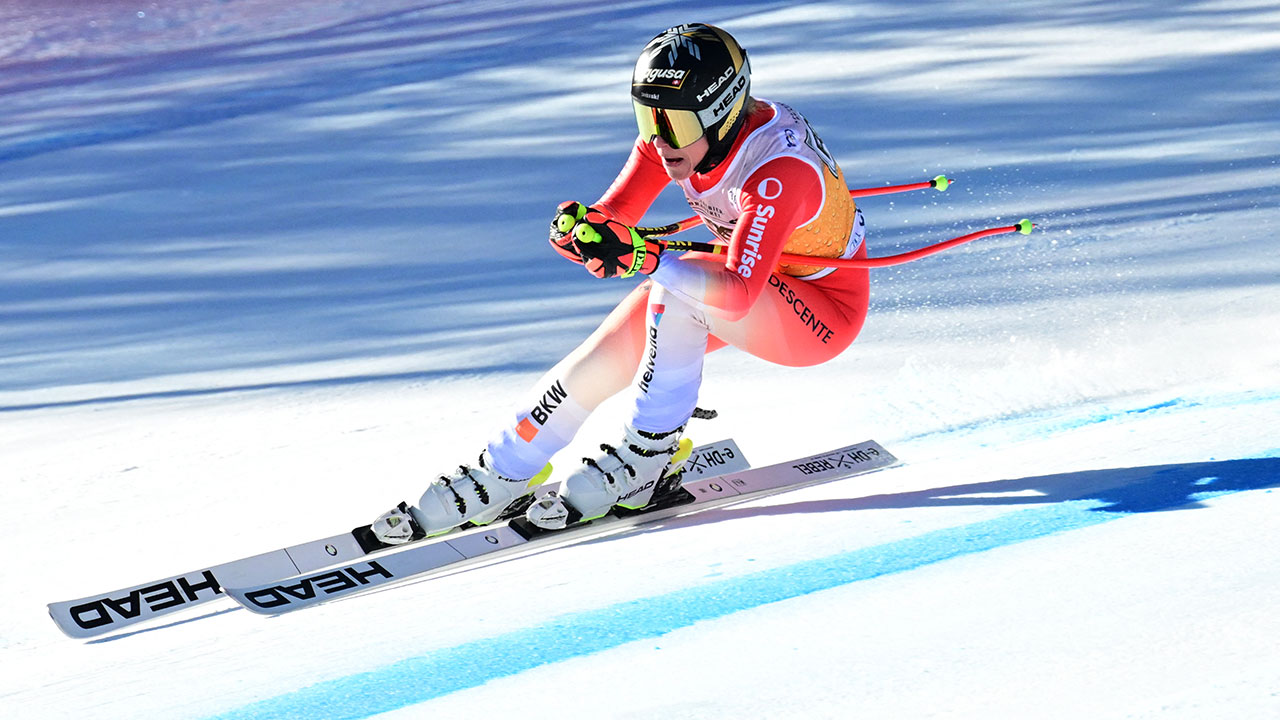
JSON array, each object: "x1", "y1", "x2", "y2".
[
  {"x1": 637, "y1": 67, "x2": 687, "y2": 89},
  {"x1": 696, "y1": 67, "x2": 735, "y2": 103},
  {"x1": 643, "y1": 24, "x2": 710, "y2": 65},
  {"x1": 697, "y1": 72, "x2": 748, "y2": 135}
]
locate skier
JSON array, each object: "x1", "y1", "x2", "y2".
[{"x1": 372, "y1": 22, "x2": 870, "y2": 541}]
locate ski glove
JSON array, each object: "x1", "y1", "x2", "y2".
[
  {"x1": 571, "y1": 210, "x2": 662, "y2": 279},
  {"x1": 549, "y1": 200, "x2": 590, "y2": 264}
]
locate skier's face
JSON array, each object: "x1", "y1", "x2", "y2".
[{"x1": 653, "y1": 135, "x2": 708, "y2": 181}]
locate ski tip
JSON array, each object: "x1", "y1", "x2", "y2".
[
  {"x1": 931, "y1": 175, "x2": 952, "y2": 192},
  {"x1": 1016, "y1": 218, "x2": 1035, "y2": 235}
]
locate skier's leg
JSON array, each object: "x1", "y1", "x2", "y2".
[
  {"x1": 703, "y1": 260, "x2": 870, "y2": 368},
  {"x1": 380, "y1": 248, "x2": 869, "y2": 538},
  {"x1": 373, "y1": 285, "x2": 654, "y2": 542},
  {"x1": 629, "y1": 283, "x2": 712, "y2": 433},
  {"x1": 555, "y1": 282, "x2": 712, "y2": 521},
  {"x1": 552, "y1": 252, "x2": 869, "y2": 526},
  {"x1": 485, "y1": 282, "x2": 651, "y2": 479}
]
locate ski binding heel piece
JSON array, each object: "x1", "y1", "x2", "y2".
[
  {"x1": 525, "y1": 492, "x2": 581, "y2": 531},
  {"x1": 365, "y1": 501, "x2": 426, "y2": 549}
]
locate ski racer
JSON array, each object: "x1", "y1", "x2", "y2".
[{"x1": 372, "y1": 22, "x2": 871, "y2": 541}]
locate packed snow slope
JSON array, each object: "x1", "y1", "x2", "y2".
[{"x1": 2, "y1": 1, "x2": 1278, "y2": 719}]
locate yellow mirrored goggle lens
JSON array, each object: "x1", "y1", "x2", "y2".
[{"x1": 633, "y1": 103, "x2": 704, "y2": 149}]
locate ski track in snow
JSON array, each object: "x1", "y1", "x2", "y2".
[{"x1": 3, "y1": 1, "x2": 1279, "y2": 719}]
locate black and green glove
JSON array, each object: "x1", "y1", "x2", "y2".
[{"x1": 571, "y1": 210, "x2": 662, "y2": 279}]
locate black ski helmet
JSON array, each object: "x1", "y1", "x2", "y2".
[{"x1": 631, "y1": 23, "x2": 751, "y2": 173}]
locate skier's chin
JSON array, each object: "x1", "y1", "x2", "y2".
[{"x1": 663, "y1": 157, "x2": 693, "y2": 181}]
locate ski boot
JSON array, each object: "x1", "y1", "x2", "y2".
[
  {"x1": 370, "y1": 450, "x2": 551, "y2": 544},
  {"x1": 525, "y1": 424, "x2": 693, "y2": 531}
]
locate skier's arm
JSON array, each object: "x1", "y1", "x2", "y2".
[
  {"x1": 550, "y1": 140, "x2": 669, "y2": 263},
  {"x1": 648, "y1": 156, "x2": 823, "y2": 318},
  {"x1": 592, "y1": 140, "x2": 671, "y2": 225}
]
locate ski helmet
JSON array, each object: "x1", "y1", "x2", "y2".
[{"x1": 631, "y1": 23, "x2": 751, "y2": 172}]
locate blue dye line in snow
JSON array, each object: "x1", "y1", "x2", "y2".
[
  {"x1": 903, "y1": 389, "x2": 1280, "y2": 445},
  {"x1": 209, "y1": 455, "x2": 1280, "y2": 720}
]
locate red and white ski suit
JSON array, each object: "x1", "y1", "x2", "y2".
[{"x1": 489, "y1": 99, "x2": 870, "y2": 479}]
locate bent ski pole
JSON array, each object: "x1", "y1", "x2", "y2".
[
  {"x1": 637, "y1": 175, "x2": 953, "y2": 238},
  {"x1": 657, "y1": 220, "x2": 1035, "y2": 269}
]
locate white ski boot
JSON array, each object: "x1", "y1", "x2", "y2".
[
  {"x1": 527, "y1": 424, "x2": 692, "y2": 530},
  {"x1": 371, "y1": 450, "x2": 551, "y2": 544}
]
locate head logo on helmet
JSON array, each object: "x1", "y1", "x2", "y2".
[{"x1": 631, "y1": 23, "x2": 752, "y2": 173}]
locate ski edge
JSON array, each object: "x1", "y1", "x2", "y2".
[
  {"x1": 46, "y1": 438, "x2": 751, "y2": 640},
  {"x1": 223, "y1": 440, "x2": 898, "y2": 617}
]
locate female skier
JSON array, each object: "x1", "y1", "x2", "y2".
[{"x1": 372, "y1": 22, "x2": 870, "y2": 542}]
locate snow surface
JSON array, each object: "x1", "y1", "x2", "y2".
[{"x1": 3, "y1": 1, "x2": 1279, "y2": 718}]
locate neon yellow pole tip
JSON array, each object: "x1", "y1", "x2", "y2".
[
  {"x1": 1016, "y1": 219, "x2": 1035, "y2": 235},
  {"x1": 932, "y1": 175, "x2": 952, "y2": 191}
]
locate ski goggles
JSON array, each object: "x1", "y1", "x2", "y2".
[{"x1": 632, "y1": 102, "x2": 705, "y2": 149}]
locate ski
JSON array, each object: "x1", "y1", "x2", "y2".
[
  {"x1": 224, "y1": 440, "x2": 898, "y2": 617},
  {"x1": 47, "y1": 439, "x2": 750, "y2": 640}
]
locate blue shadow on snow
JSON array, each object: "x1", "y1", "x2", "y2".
[{"x1": 207, "y1": 455, "x2": 1279, "y2": 720}]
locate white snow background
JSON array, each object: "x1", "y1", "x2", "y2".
[{"x1": 3, "y1": 1, "x2": 1279, "y2": 718}]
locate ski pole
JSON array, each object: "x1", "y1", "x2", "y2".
[
  {"x1": 636, "y1": 175, "x2": 953, "y2": 238},
  {"x1": 847, "y1": 174, "x2": 951, "y2": 198},
  {"x1": 656, "y1": 220, "x2": 1035, "y2": 269}
]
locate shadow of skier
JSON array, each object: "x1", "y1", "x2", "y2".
[{"x1": 625, "y1": 455, "x2": 1280, "y2": 536}]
